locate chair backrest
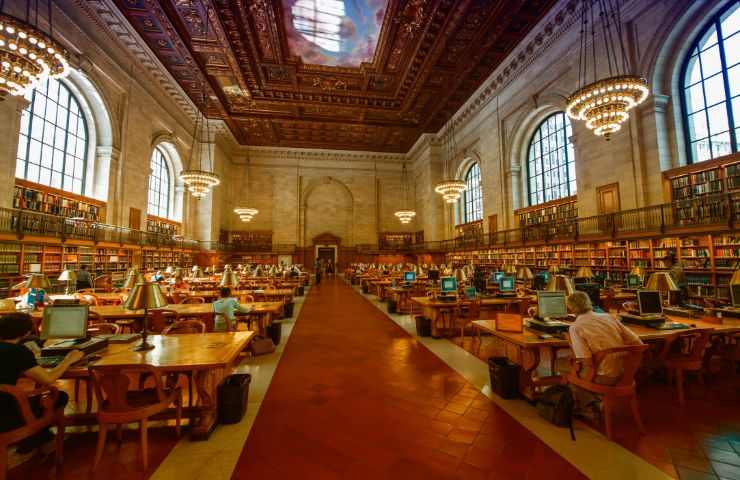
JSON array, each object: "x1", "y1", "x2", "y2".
[
  {"x1": 239, "y1": 294, "x2": 255, "y2": 304},
  {"x1": 463, "y1": 298, "x2": 482, "y2": 320},
  {"x1": 88, "y1": 310, "x2": 102, "y2": 326},
  {"x1": 179, "y1": 296, "x2": 205, "y2": 304},
  {"x1": 592, "y1": 344, "x2": 649, "y2": 387},
  {"x1": 660, "y1": 328, "x2": 713, "y2": 362},
  {"x1": 148, "y1": 309, "x2": 180, "y2": 333},
  {"x1": 93, "y1": 274, "x2": 112, "y2": 292},
  {"x1": 90, "y1": 364, "x2": 167, "y2": 412},
  {"x1": 92, "y1": 322, "x2": 120, "y2": 335},
  {"x1": 0, "y1": 385, "x2": 60, "y2": 446},
  {"x1": 162, "y1": 319, "x2": 206, "y2": 335},
  {"x1": 75, "y1": 292, "x2": 100, "y2": 306},
  {"x1": 514, "y1": 298, "x2": 530, "y2": 316},
  {"x1": 622, "y1": 301, "x2": 637, "y2": 312}
]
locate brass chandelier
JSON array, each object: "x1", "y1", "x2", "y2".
[
  {"x1": 234, "y1": 157, "x2": 258, "y2": 222},
  {"x1": 0, "y1": 0, "x2": 70, "y2": 97},
  {"x1": 434, "y1": 123, "x2": 466, "y2": 203},
  {"x1": 566, "y1": 0, "x2": 649, "y2": 140},
  {"x1": 180, "y1": 90, "x2": 220, "y2": 198},
  {"x1": 394, "y1": 162, "x2": 416, "y2": 224}
]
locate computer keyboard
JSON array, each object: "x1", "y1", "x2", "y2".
[
  {"x1": 37, "y1": 356, "x2": 65, "y2": 368},
  {"x1": 639, "y1": 314, "x2": 665, "y2": 321}
]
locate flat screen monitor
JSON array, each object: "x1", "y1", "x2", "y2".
[
  {"x1": 626, "y1": 274, "x2": 641, "y2": 288},
  {"x1": 428, "y1": 269, "x2": 440, "y2": 281},
  {"x1": 537, "y1": 291, "x2": 567, "y2": 318},
  {"x1": 440, "y1": 277, "x2": 457, "y2": 293},
  {"x1": 41, "y1": 305, "x2": 89, "y2": 340},
  {"x1": 464, "y1": 287, "x2": 477, "y2": 300},
  {"x1": 403, "y1": 271, "x2": 416, "y2": 282},
  {"x1": 732, "y1": 284, "x2": 740, "y2": 308},
  {"x1": 499, "y1": 276, "x2": 515, "y2": 292},
  {"x1": 638, "y1": 290, "x2": 663, "y2": 315},
  {"x1": 532, "y1": 272, "x2": 549, "y2": 291},
  {"x1": 491, "y1": 272, "x2": 504, "y2": 284}
]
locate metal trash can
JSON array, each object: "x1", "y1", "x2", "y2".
[
  {"x1": 415, "y1": 316, "x2": 431, "y2": 337},
  {"x1": 388, "y1": 299, "x2": 397, "y2": 314},
  {"x1": 267, "y1": 322, "x2": 282, "y2": 346},
  {"x1": 284, "y1": 302, "x2": 295, "y2": 318},
  {"x1": 362, "y1": 284, "x2": 369, "y2": 294},
  {"x1": 296, "y1": 286, "x2": 305, "y2": 296},
  {"x1": 488, "y1": 357, "x2": 519, "y2": 399},
  {"x1": 218, "y1": 374, "x2": 251, "y2": 424}
]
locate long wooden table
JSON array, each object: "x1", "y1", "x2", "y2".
[
  {"x1": 60, "y1": 331, "x2": 255, "y2": 439},
  {"x1": 412, "y1": 296, "x2": 536, "y2": 336},
  {"x1": 472, "y1": 316, "x2": 740, "y2": 400},
  {"x1": 30, "y1": 302, "x2": 283, "y2": 335},
  {"x1": 11, "y1": 293, "x2": 124, "y2": 305}
]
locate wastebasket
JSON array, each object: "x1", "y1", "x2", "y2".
[
  {"x1": 488, "y1": 357, "x2": 519, "y2": 399},
  {"x1": 415, "y1": 316, "x2": 431, "y2": 337},
  {"x1": 267, "y1": 322, "x2": 282, "y2": 346},
  {"x1": 296, "y1": 286, "x2": 305, "y2": 296},
  {"x1": 362, "y1": 284, "x2": 369, "y2": 294},
  {"x1": 284, "y1": 302, "x2": 295, "y2": 318},
  {"x1": 388, "y1": 299, "x2": 397, "y2": 314},
  {"x1": 218, "y1": 374, "x2": 251, "y2": 424}
]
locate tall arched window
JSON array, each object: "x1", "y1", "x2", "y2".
[
  {"x1": 148, "y1": 147, "x2": 171, "y2": 219},
  {"x1": 681, "y1": 1, "x2": 739, "y2": 163},
  {"x1": 463, "y1": 163, "x2": 483, "y2": 223},
  {"x1": 526, "y1": 112, "x2": 576, "y2": 206},
  {"x1": 15, "y1": 77, "x2": 89, "y2": 194}
]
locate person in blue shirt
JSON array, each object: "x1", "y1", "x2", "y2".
[{"x1": 212, "y1": 287, "x2": 253, "y2": 332}]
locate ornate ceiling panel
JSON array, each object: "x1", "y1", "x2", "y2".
[{"x1": 112, "y1": 0, "x2": 557, "y2": 152}]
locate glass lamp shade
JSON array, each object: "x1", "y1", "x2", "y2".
[
  {"x1": 454, "y1": 268, "x2": 467, "y2": 283},
  {"x1": 165, "y1": 266, "x2": 175, "y2": 275},
  {"x1": 191, "y1": 267, "x2": 203, "y2": 278},
  {"x1": 575, "y1": 266, "x2": 594, "y2": 279},
  {"x1": 25, "y1": 274, "x2": 51, "y2": 290},
  {"x1": 220, "y1": 271, "x2": 240, "y2": 288},
  {"x1": 123, "y1": 270, "x2": 145, "y2": 289},
  {"x1": 503, "y1": 264, "x2": 518, "y2": 275},
  {"x1": 516, "y1": 267, "x2": 534, "y2": 281},
  {"x1": 58, "y1": 269, "x2": 77, "y2": 282},
  {"x1": 546, "y1": 275, "x2": 575, "y2": 296},
  {"x1": 122, "y1": 282, "x2": 167, "y2": 310},
  {"x1": 629, "y1": 265, "x2": 646, "y2": 279},
  {"x1": 645, "y1": 272, "x2": 679, "y2": 293},
  {"x1": 548, "y1": 265, "x2": 560, "y2": 274}
]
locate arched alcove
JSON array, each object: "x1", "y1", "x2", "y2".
[{"x1": 302, "y1": 177, "x2": 354, "y2": 246}]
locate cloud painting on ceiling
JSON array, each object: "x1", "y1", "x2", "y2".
[{"x1": 282, "y1": 0, "x2": 387, "y2": 67}]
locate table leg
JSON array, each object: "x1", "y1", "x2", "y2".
[{"x1": 191, "y1": 367, "x2": 226, "y2": 441}]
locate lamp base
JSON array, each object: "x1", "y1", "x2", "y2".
[{"x1": 134, "y1": 341, "x2": 155, "y2": 351}]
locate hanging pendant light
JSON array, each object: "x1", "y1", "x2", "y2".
[
  {"x1": 566, "y1": 0, "x2": 649, "y2": 140},
  {"x1": 0, "y1": 1, "x2": 70, "y2": 97},
  {"x1": 434, "y1": 123, "x2": 466, "y2": 203},
  {"x1": 234, "y1": 156, "x2": 258, "y2": 222},
  {"x1": 394, "y1": 162, "x2": 416, "y2": 224}
]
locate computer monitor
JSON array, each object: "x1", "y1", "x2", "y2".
[
  {"x1": 626, "y1": 274, "x2": 641, "y2": 288},
  {"x1": 403, "y1": 271, "x2": 416, "y2": 282},
  {"x1": 637, "y1": 290, "x2": 663, "y2": 315},
  {"x1": 499, "y1": 276, "x2": 515, "y2": 292},
  {"x1": 464, "y1": 287, "x2": 477, "y2": 300},
  {"x1": 41, "y1": 305, "x2": 89, "y2": 340},
  {"x1": 491, "y1": 271, "x2": 504, "y2": 284},
  {"x1": 732, "y1": 284, "x2": 740, "y2": 308},
  {"x1": 440, "y1": 277, "x2": 457, "y2": 293},
  {"x1": 428, "y1": 269, "x2": 440, "y2": 281},
  {"x1": 532, "y1": 272, "x2": 549, "y2": 291},
  {"x1": 537, "y1": 291, "x2": 568, "y2": 318}
]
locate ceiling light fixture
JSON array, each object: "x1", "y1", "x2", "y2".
[
  {"x1": 0, "y1": 0, "x2": 70, "y2": 97},
  {"x1": 234, "y1": 156, "x2": 258, "y2": 222},
  {"x1": 566, "y1": 0, "x2": 649, "y2": 140},
  {"x1": 394, "y1": 162, "x2": 416, "y2": 224},
  {"x1": 434, "y1": 122, "x2": 466, "y2": 203}
]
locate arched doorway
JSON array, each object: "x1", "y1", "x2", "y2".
[{"x1": 312, "y1": 232, "x2": 340, "y2": 272}]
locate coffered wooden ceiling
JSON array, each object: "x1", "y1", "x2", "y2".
[{"x1": 113, "y1": 0, "x2": 557, "y2": 152}]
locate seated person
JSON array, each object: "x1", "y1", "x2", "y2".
[
  {"x1": 75, "y1": 265, "x2": 92, "y2": 290},
  {"x1": 151, "y1": 270, "x2": 165, "y2": 283},
  {"x1": 172, "y1": 276, "x2": 190, "y2": 291},
  {"x1": 0, "y1": 313, "x2": 83, "y2": 454},
  {"x1": 212, "y1": 288, "x2": 253, "y2": 332},
  {"x1": 565, "y1": 292, "x2": 643, "y2": 415}
]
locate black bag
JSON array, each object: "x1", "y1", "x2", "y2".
[
  {"x1": 267, "y1": 322, "x2": 282, "y2": 346},
  {"x1": 218, "y1": 374, "x2": 251, "y2": 424},
  {"x1": 387, "y1": 299, "x2": 397, "y2": 314},
  {"x1": 488, "y1": 357, "x2": 519, "y2": 400},
  {"x1": 537, "y1": 385, "x2": 576, "y2": 440},
  {"x1": 284, "y1": 302, "x2": 295, "y2": 318},
  {"x1": 414, "y1": 316, "x2": 431, "y2": 337}
]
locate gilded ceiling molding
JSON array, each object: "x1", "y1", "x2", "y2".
[{"x1": 242, "y1": 146, "x2": 405, "y2": 164}]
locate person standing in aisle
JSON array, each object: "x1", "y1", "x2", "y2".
[
  {"x1": 75, "y1": 265, "x2": 92, "y2": 290},
  {"x1": 314, "y1": 258, "x2": 321, "y2": 285}
]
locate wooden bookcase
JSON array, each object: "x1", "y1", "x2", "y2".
[
  {"x1": 13, "y1": 179, "x2": 106, "y2": 222},
  {"x1": 455, "y1": 220, "x2": 483, "y2": 238},
  {"x1": 146, "y1": 215, "x2": 181, "y2": 236},
  {"x1": 141, "y1": 248, "x2": 195, "y2": 271},
  {"x1": 516, "y1": 196, "x2": 577, "y2": 227},
  {"x1": 379, "y1": 232, "x2": 415, "y2": 249}
]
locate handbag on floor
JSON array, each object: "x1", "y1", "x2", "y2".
[
  {"x1": 537, "y1": 385, "x2": 576, "y2": 440},
  {"x1": 250, "y1": 335, "x2": 276, "y2": 356}
]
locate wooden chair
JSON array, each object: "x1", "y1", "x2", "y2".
[
  {"x1": 0, "y1": 385, "x2": 65, "y2": 479},
  {"x1": 239, "y1": 294, "x2": 255, "y2": 303},
  {"x1": 87, "y1": 310, "x2": 102, "y2": 326},
  {"x1": 90, "y1": 364, "x2": 182, "y2": 471},
  {"x1": 75, "y1": 292, "x2": 100, "y2": 306},
  {"x1": 658, "y1": 328, "x2": 713, "y2": 406},
  {"x1": 93, "y1": 274, "x2": 112, "y2": 293},
  {"x1": 147, "y1": 309, "x2": 179, "y2": 333},
  {"x1": 455, "y1": 299, "x2": 481, "y2": 340},
  {"x1": 162, "y1": 320, "x2": 206, "y2": 335},
  {"x1": 621, "y1": 301, "x2": 637, "y2": 313},
  {"x1": 179, "y1": 296, "x2": 205, "y2": 304},
  {"x1": 88, "y1": 323, "x2": 120, "y2": 335},
  {"x1": 566, "y1": 344, "x2": 649, "y2": 440}
]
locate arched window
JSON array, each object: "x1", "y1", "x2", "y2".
[
  {"x1": 15, "y1": 77, "x2": 89, "y2": 195},
  {"x1": 681, "y1": 1, "x2": 739, "y2": 163},
  {"x1": 148, "y1": 147, "x2": 172, "y2": 219},
  {"x1": 526, "y1": 112, "x2": 576, "y2": 206},
  {"x1": 462, "y1": 163, "x2": 482, "y2": 223}
]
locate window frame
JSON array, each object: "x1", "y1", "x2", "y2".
[
  {"x1": 16, "y1": 77, "x2": 90, "y2": 195},
  {"x1": 462, "y1": 162, "x2": 483, "y2": 223},
  {"x1": 525, "y1": 111, "x2": 576, "y2": 206},
  {"x1": 679, "y1": 0, "x2": 739, "y2": 163},
  {"x1": 147, "y1": 146, "x2": 172, "y2": 219}
]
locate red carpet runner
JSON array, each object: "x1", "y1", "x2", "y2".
[{"x1": 232, "y1": 278, "x2": 586, "y2": 479}]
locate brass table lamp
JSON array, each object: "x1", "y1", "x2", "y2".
[
  {"x1": 123, "y1": 268, "x2": 145, "y2": 290},
  {"x1": 58, "y1": 269, "x2": 77, "y2": 294},
  {"x1": 122, "y1": 281, "x2": 167, "y2": 351},
  {"x1": 503, "y1": 264, "x2": 518, "y2": 275},
  {"x1": 548, "y1": 265, "x2": 560, "y2": 274},
  {"x1": 575, "y1": 266, "x2": 594, "y2": 280},
  {"x1": 546, "y1": 275, "x2": 575, "y2": 296},
  {"x1": 645, "y1": 272, "x2": 680, "y2": 305},
  {"x1": 220, "y1": 270, "x2": 240, "y2": 288}
]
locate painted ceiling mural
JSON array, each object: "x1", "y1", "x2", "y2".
[
  {"x1": 282, "y1": 0, "x2": 388, "y2": 67},
  {"x1": 112, "y1": 0, "x2": 559, "y2": 152}
]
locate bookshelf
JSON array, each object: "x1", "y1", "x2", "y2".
[
  {"x1": 13, "y1": 179, "x2": 105, "y2": 222},
  {"x1": 379, "y1": 232, "x2": 415, "y2": 249},
  {"x1": 455, "y1": 221, "x2": 484, "y2": 239},
  {"x1": 146, "y1": 215, "x2": 180, "y2": 236},
  {"x1": 516, "y1": 196, "x2": 577, "y2": 227},
  {"x1": 142, "y1": 249, "x2": 195, "y2": 271}
]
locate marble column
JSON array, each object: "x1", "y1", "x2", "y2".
[{"x1": 0, "y1": 96, "x2": 29, "y2": 209}]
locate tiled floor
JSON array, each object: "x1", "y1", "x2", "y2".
[{"x1": 232, "y1": 277, "x2": 587, "y2": 479}]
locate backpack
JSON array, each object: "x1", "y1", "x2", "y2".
[{"x1": 537, "y1": 385, "x2": 576, "y2": 440}]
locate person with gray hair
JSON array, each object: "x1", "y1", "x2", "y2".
[{"x1": 566, "y1": 291, "x2": 643, "y2": 416}]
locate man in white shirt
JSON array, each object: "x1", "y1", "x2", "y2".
[{"x1": 566, "y1": 291, "x2": 643, "y2": 414}]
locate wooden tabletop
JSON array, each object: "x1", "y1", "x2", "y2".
[
  {"x1": 188, "y1": 289, "x2": 293, "y2": 298},
  {"x1": 66, "y1": 332, "x2": 255, "y2": 372},
  {"x1": 10, "y1": 293, "x2": 123, "y2": 303},
  {"x1": 473, "y1": 315, "x2": 740, "y2": 349},
  {"x1": 411, "y1": 296, "x2": 534, "y2": 308}
]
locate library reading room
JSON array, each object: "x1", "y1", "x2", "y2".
[{"x1": 0, "y1": 0, "x2": 739, "y2": 479}]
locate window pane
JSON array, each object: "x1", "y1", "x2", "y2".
[
  {"x1": 685, "y1": 83, "x2": 706, "y2": 113},
  {"x1": 700, "y1": 45, "x2": 722, "y2": 77},
  {"x1": 707, "y1": 103, "x2": 730, "y2": 135},
  {"x1": 710, "y1": 131, "x2": 732, "y2": 157},
  {"x1": 526, "y1": 112, "x2": 576, "y2": 205},
  {"x1": 721, "y1": 4, "x2": 740, "y2": 37},
  {"x1": 15, "y1": 78, "x2": 89, "y2": 195},
  {"x1": 704, "y1": 74, "x2": 727, "y2": 106}
]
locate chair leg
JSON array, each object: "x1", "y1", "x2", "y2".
[
  {"x1": 1, "y1": 444, "x2": 8, "y2": 480},
  {"x1": 175, "y1": 395, "x2": 182, "y2": 438},
  {"x1": 140, "y1": 418, "x2": 149, "y2": 471},
  {"x1": 74, "y1": 379, "x2": 80, "y2": 403},
  {"x1": 188, "y1": 373, "x2": 194, "y2": 408},
  {"x1": 629, "y1": 395, "x2": 646, "y2": 435},
  {"x1": 603, "y1": 397, "x2": 614, "y2": 440},
  {"x1": 116, "y1": 424, "x2": 123, "y2": 445},
  {"x1": 675, "y1": 369, "x2": 686, "y2": 407},
  {"x1": 55, "y1": 416, "x2": 65, "y2": 465},
  {"x1": 85, "y1": 379, "x2": 93, "y2": 414},
  {"x1": 93, "y1": 423, "x2": 108, "y2": 471}
]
